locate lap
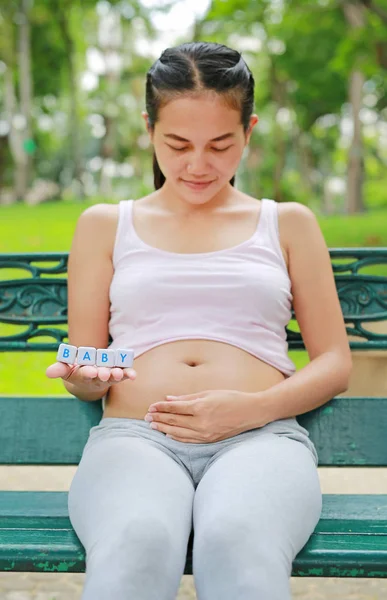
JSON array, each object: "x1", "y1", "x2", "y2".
[{"x1": 68, "y1": 433, "x2": 195, "y2": 550}]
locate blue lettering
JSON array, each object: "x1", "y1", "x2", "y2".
[
  {"x1": 120, "y1": 353, "x2": 127, "y2": 363},
  {"x1": 63, "y1": 348, "x2": 70, "y2": 358},
  {"x1": 83, "y1": 351, "x2": 91, "y2": 361},
  {"x1": 102, "y1": 353, "x2": 108, "y2": 363}
]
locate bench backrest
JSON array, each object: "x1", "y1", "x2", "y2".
[{"x1": 1, "y1": 250, "x2": 387, "y2": 467}]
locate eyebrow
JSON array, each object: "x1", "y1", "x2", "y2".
[{"x1": 163, "y1": 133, "x2": 236, "y2": 142}]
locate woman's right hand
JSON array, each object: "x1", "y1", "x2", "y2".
[{"x1": 45, "y1": 361, "x2": 137, "y2": 390}]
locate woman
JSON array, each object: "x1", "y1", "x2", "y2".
[{"x1": 47, "y1": 42, "x2": 352, "y2": 600}]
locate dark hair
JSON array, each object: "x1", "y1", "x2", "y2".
[{"x1": 145, "y1": 41, "x2": 255, "y2": 190}]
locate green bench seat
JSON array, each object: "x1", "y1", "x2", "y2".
[
  {"x1": 0, "y1": 491, "x2": 386, "y2": 577},
  {"x1": 1, "y1": 250, "x2": 387, "y2": 578}
]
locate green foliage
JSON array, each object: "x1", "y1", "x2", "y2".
[
  {"x1": 0, "y1": 0, "x2": 387, "y2": 215},
  {"x1": 30, "y1": 5, "x2": 70, "y2": 96},
  {"x1": 273, "y1": 2, "x2": 348, "y2": 129}
]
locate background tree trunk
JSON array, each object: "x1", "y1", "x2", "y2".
[
  {"x1": 4, "y1": 65, "x2": 23, "y2": 204},
  {"x1": 270, "y1": 60, "x2": 287, "y2": 202},
  {"x1": 57, "y1": 5, "x2": 84, "y2": 198},
  {"x1": 343, "y1": 1, "x2": 366, "y2": 214},
  {"x1": 16, "y1": 0, "x2": 34, "y2": 201}
]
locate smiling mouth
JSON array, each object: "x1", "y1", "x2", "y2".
[{"x1": 182, "y1": 179, "x2": 214, "y2": 184}]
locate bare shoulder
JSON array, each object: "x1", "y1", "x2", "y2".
[
  {"x1": 277, "y1": 202, "x2": 321, "y2": 263},
  {"x1": 73, "y1": 203, "x2": 119, "y2": 256},
  {"x1": 277, "y1": 201, "x2": 318, "y2": 232},
  {"x1": 77, "y1": 202, "x2": 119, "y2": 227}
]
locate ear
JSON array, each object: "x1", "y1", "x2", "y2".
[
  {"x1": 142, "y1": 111, "x2": 154, "y2": 142},
  {"x1": 141, "y1": 111, "x2": 149, "y2": 129},
  {"x1": 245, "y1": 114, "x2": 259, "y2": 144}
]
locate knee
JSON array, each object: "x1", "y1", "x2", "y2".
[
  {"x1": 82, "y1": 517, "x2": 187, "y2": 599},
  {"x1": 194, "y1": 517, "x2": 292, "y2": 573},
  {"x1": 194, "y1": 520, "x2": 292, "y2": 600},
  {"x1": 88, "y1": 516, "x2": 178, "y2": 567}
]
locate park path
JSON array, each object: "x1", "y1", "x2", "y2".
[{"x1": 0, "y1": 466, "x2": 386, "y2": 599}]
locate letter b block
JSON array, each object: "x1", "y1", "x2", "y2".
[
  {"x1": 96, "y1": 349, "x2": 115, "y2": 367},
  {"x1": 114, "y1": 348, "x2": 134, "y2": 368},
  {"x1": 57, "y1": 343, "x2": 77, "y2": 364}
]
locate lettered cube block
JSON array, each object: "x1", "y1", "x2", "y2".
[
  {"x1": 77, "y1": 346, "x2": 97, "y2": 366},
  {"x1": 114, "y1": 348, "x2": 134, "y2": 368},
  {"x1": 57, "y1": 343, "x2": 77, "y2": 364},
  {"x1": 96, "y1": 349, "x2": 115, "y2": 367}
]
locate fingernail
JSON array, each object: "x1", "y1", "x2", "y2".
[{"x1": 166, "y1": 395, "x2": 178, "y2": 399}]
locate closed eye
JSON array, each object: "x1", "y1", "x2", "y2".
[{"x1": 167, "y1": 145, "x2": 232, "y2": 153}]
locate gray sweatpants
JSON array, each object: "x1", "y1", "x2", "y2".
[{"x1": 68, "y1": 416, "x2": 322, "y2": 600}]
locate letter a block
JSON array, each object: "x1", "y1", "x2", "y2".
[
  {"x1": 77, "y1": 346, "x2": 97, "y2": 366},
  {"x1": 96, "y1": 349, "x2": 115, "y2": 367},
  {"x1": 57, "y1": 343, "x2": 77, "y2": 364},
  {"x1": 114, "y1": 348, "x2": 134, "y2": 368}
]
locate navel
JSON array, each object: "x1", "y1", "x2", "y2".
[{"x1": 184, "y1": 360, "x2": 200, "y2": 367}]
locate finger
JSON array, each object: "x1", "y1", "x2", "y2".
[
  {"x1": 166, "y1": 434, "x2": 203, "y2": 444},
  {"x1": 109, "y1": 367, "x2": 124, "y2": 382},
  {"x1": 149, "y1": 400, "x2": 195, "y2": 414},
  {"x1": 152, "y1": 422, "x2": 205, "y2": 442},
  {"x1": 46, "y1": 362, "x2": 74, "y2": 379},
  {"x1": 97, "y1": 366, "x2": 112, "y2": 382},
  {"x1": 78, "y1": 365, "x2": 99, "y2": 381},
  {"x1": 109, "y1": 367, "x2": 136, "y2": 383},
  {"x1": 123, "y1": 368, "x2": 137, "y2": 380},
  {"x1": 148, "y1": 413, "x2": 192, "y2": 429}
]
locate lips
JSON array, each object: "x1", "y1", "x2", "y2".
[{"x1": 182, "y1": 179, "x2": 214, "y2": 190}]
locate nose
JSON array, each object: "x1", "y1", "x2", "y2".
[{"x1": 186, "y1": 151, "x2": 210, "y2": 176}]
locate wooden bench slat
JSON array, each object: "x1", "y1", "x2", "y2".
[
  {"x1": 0, "y1": 492, "x2": 386, "y2": 576},
  {"x1": 0, "y1": 396, "x2": 101, "y2": 465},
  {"x1": 298, "y1": 396, "x2": 387, "y2": 466},
  {"x1": 0, "y1": 529, "x2": 83, "y2": 573},
  {"x1": 293, "y1": 534, "x2": 387, "y2": 578},
  {"x1": 0, "y1": 491, "x2": 71, "y2": 529},
  {"x1": 1, "y1": 395, "x2": 387, "y2": 466}
]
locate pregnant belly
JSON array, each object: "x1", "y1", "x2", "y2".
[{"x1": 104, "y1": 340, "x2": 287, "y2": 420}]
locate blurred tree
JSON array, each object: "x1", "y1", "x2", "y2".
[
  {"x1": 197, "y1": 0, "x2": 387, "y2": 213},
  {"x1": 0, "y1": 0, "x2": 385, "y2": 210},
  {"x1": 0, "y1": 0, "x2": 34, "y2": 202},
  {"x1": 342, "y1": 1, "x2": 366, "y2": 213}
]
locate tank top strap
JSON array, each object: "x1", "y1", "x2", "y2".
[
  {"x1": 112, "y1": 199, "x2": 136, "y2": 267},
  {"x1": 258, "y1": 198, "x2": 288, "y2": 270}
]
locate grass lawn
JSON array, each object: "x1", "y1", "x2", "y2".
[
  {"x1": 2, "y1": 200, "x2": 387, "y2": 252},
  {"x1": 1, "y1": 201, "x2": 387, "y2": 395}
]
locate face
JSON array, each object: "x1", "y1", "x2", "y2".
[{"x1": 142, "y1": 93, "x2": 258, "y2": 207}]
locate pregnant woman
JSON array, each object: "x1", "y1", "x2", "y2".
[{"x1": 47, "y1": 41, "x2": 352, "y2": 600}]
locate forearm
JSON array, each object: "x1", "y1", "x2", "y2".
[
  {"x1": 63, "y1": 378, "x2": 110, "y2": 402},
  {"x1": 244, "y1": 351, "x2": 352, "y2": 428}
]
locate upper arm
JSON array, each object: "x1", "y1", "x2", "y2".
[
  {"x1": 279, "y1": 202, "x2": 352, "y2": 372},
  {"x1": 67, "y1": 203, "x2": 118, "y2": 350}
]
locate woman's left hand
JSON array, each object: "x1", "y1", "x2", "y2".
[{"x1": 145, "y1": 389, "x2": 261, "y2": 443}]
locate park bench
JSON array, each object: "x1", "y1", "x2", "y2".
[{"x1": 0, "y1": 249, "x2": 386, "y2": 578}]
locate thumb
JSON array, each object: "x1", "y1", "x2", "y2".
[{"x1": 46, "y1": 362, "x2": 75, "y2": 380}]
